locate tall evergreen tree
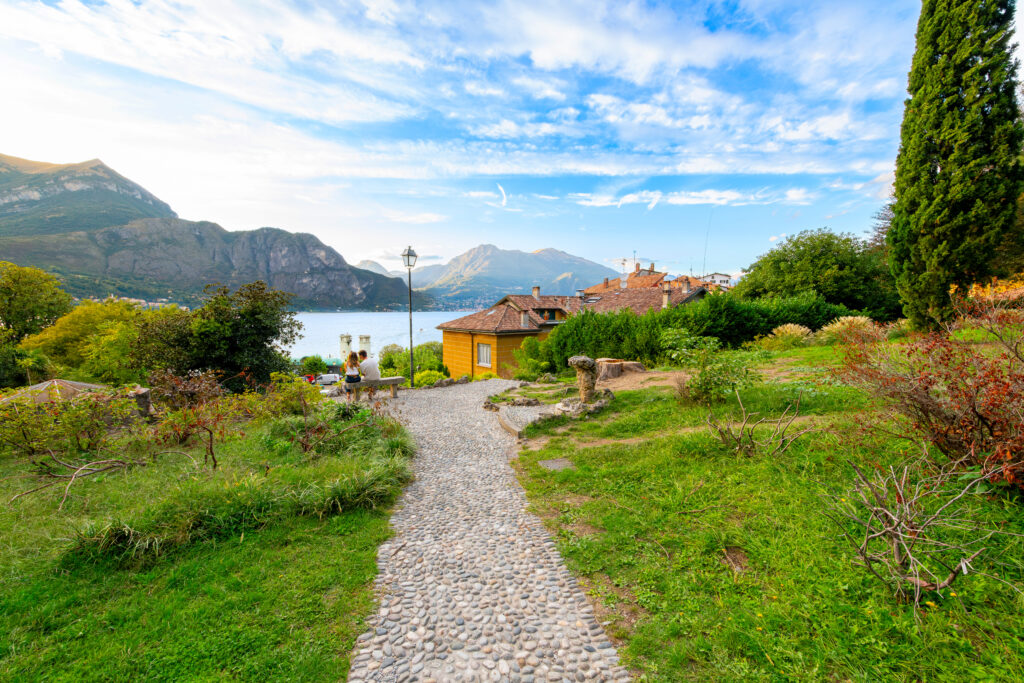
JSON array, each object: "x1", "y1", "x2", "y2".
[{"x1": 890, "y1": 0, "x2": 1024, "y2": 327}]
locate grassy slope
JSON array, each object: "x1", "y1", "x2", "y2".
[
  {"x1": 0, "y1": 416, "x2": 405, "y2": 681},
  {"x1": 515, "y1": 348, "x2": 1024, "y2": 681}
]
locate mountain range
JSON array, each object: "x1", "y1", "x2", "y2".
[{"x1": 0, "y1": 153, "x2": 617, "y2": 310}]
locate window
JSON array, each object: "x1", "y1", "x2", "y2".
[{"x1": 477, "y1": 342, "x2": 492, "y2": 367}]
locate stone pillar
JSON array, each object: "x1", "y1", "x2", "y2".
[
  {"x1": 339, "y1": 334, "x2": 352, "y2": 357},
  {"x1": 358, "y1": 335, "x2": 371, "y2": 355},
  {"x1": 568, "y1": 355, "x2": 598, "y2": 404}
]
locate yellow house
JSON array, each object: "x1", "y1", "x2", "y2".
[
  {"x1": 438, "y1": 284, "x2": 707, "y2": 379},
  {"x1": 438, "y1": 287, "x2": 582, "y2": 379}
]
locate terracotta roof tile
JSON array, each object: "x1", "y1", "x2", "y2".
[{"x1": 582, "y1": 287, "x2": 705, "y2": 315}]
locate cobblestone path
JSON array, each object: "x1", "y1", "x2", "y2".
[{"x1": 347, "y1": 380, "x2": 631, "y2": 682}]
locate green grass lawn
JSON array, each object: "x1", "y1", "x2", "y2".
[
  {"x1": 516, "y1": 377, "x2": 1024, "y2": 680},
  {"x1": 0, "y1": 406, "x2": 410, "y2": 681}
]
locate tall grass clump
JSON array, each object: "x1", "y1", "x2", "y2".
[
  {"x1": 815, "y1": 316, "x2": 877, "y2": 345},
  {"x1": 69, "y1": 428, "x2": 414, "y2": 566}
]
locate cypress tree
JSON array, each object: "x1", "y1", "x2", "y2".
[{"x1": 890, "y1": 0, "x2": 1024, "y2": 327}]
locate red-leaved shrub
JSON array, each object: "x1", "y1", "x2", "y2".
[{"x1": 836, "y1": 299, "x2": 1024, "y2": 488}]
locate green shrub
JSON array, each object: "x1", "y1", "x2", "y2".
[
  {"x1": 0, "y1": 391, "x2": 137, "y2": 457},
  {"x1": 662, "y1": 329, "x2": 755, "y2": 404},
  {"x1": 518, "y1": 291, "x2": 859, "y2": 371},
  {"x1": 511, "y1": 337, "x2": 551, "y2": 381},
  {"x1": 414, "y1": 369, "x2": 446, "y2": 387}
]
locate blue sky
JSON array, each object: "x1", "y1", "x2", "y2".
[{"x1": 0, "y1": 0, "x2": 971, "y2": 276}]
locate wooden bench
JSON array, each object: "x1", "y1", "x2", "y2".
[{"x1": 346, "y1": 376, "x2": 405, "y2": 400}]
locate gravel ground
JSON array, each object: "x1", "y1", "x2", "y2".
[{"x1": 347, "y1": 380, "x2": 630, "y2": 682}]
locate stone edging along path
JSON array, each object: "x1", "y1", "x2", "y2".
[{"x1": 347, "y1": 379, "x2": 631, "y2": 682}]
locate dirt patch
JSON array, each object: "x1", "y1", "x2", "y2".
[
  {"x1": 721, "y1": 546, "x2": 749, "y2": 573},
  {"x1": 597, "y1": 369, "x2": 689, "y2": 393},
  {"x1": 581, "y1": 573, "x2": 648, "y2": 645},
  {"x1": 560, "y1": 492, "x2": 595, "y2": 507},
  {"x1": 569, "y1": 521, "x2": 604, "y2": 537}
]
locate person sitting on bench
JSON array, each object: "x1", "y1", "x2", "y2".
[
  {"x1": 343, "y1": 352, "x2": 361, "y2": 401},
  {"x1": 358, "y1": 349, "x2": 380, "y2": 381}
]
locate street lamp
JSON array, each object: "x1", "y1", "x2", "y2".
[{"x1": 401, "y1": 246, "x2": 417, "y2": 387}]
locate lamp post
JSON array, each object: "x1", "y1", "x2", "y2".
[{"x1": 401, "y1": 245, "x2": 417, "y2": 387}]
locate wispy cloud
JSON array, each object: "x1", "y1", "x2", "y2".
[{"x1": 382, "y1": 209, "x2": 448, "y2": 224}]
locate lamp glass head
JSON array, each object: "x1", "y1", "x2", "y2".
[{"x1": 401, "y1": 246, "x2": 418, "y2": 268}]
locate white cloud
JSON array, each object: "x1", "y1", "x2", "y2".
[
  {"x1": 571, "y1": 187, "x2": 817, "y2": 209},
  {"x1": 382, "y1": 210, "x2": 448, "y2": 224},
  {"x1": 465, "y1": 81, "x2": 506, "y2": 97},
  {"x1": 511, "y1": 75, "x2": 566, "y2": 100},
  {"x1": 464, "y1": 191, "x2": 500, "y2": 199}
]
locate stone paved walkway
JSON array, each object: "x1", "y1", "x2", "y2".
[{"x1": 348, "y1": 380, "x2": 631, "y2": 682}]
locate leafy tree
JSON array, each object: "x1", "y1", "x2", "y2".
[
  {"x1": 732, "y1": 229, "x2": 902, "y2": 320},
  {"x1": 184, "y1": 282, "x2": 301, "y2": 389},
  {"x1": 20, "y1": 299, "x2": 139, "y2": 368},
  {"x1": 299, "y1": 355, "x2": 328, "y2": 375},
  {"x1": 80, "y1": 320, "x2": 146, "y2": 385},
  {"x1": 890, "y1": 0, "x2": 1024, "y2": 327},
  {"x1": 0, "y1": 262, "x2": 73, "y2": 342},
  {"x1": 131, "y1": 306, "x2": 194, "y2": 375}
]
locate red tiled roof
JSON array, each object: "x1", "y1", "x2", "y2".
[
  {"x1": 437, "y1": 288, "x2": 706, "y2": 333},
  {"x1": 584, "y1": 270, "x2": 668, "y2": 294},
  {"x1": 582, "y1": 287, "x2": 705, "y2": 315},
  {"x1": 438, "y1": 294, "x2": 582, "y2": 333}
]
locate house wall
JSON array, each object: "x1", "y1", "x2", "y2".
[
  {"x1": 442, "y1": 330, "x2": 547, "y2": 379},
  {"x1": 442, "y1": 330, "x2": 475, "y2": 379}
]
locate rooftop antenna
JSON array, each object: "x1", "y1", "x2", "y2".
[{"x1": 610, "y1": 257, "x2": 631, "y2": 288}]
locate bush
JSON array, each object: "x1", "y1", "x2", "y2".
[
  {"x1": 815, "y1": 316, "x2": 877, "y2": 345},
  {"x1": 662, "y1": 329, "x2": 755, "y2": 404},
  {"x1": 0, "y1": 391, "x2": 138, "y2": 457},
  {"x1": 510, "y1": 337, "x2": 551, "y2": 381},
  {"x1": 149, "y1": 369, "x2": 225, "y2": 409},
  {"x1": 520, "y1": 291, "x2": 858, "y2": 371},
  {"x1": 414, "y1": 369, "x2": 446, "y2": 387},
  {"x1": 836, "y1": 301, "x2": 1024, "y2": 488}
]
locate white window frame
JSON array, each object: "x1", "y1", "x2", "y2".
[{"x1": 477, "y1": 342, "x2": 492, "y2": 367}]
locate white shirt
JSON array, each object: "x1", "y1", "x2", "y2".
[{"x1": 359, "y1": 358, "x2": 381, "y2": 380}]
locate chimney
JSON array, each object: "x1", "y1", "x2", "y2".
[
  {"x1": 603, "y1": 277, "x2": 609, "y2": 287},
  {"x1": 662, "y1": 283, "x2": 671, "y2": 309},
  {"x1": 575, "y1": 289, "x2": 585, "y2": 299},
  {"x1": 682, "y1": 277, "x2": 691, "y2": 293},
  {"x1": 532, "y1": 285, "x2": 540, "y2": 299},
  {"x1": 520, "y1": 310, "x2": 530, "y2": 328},
  {"x1": 634, "y1": 262, "x2": 641, "y2": 273},
  {"x1": 650, "y1": 262, "x2": 655, "y2": 272}
]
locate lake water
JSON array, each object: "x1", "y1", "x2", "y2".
[{"x1": 287, "y1": 311, "x2": 464, "y2": 360}]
